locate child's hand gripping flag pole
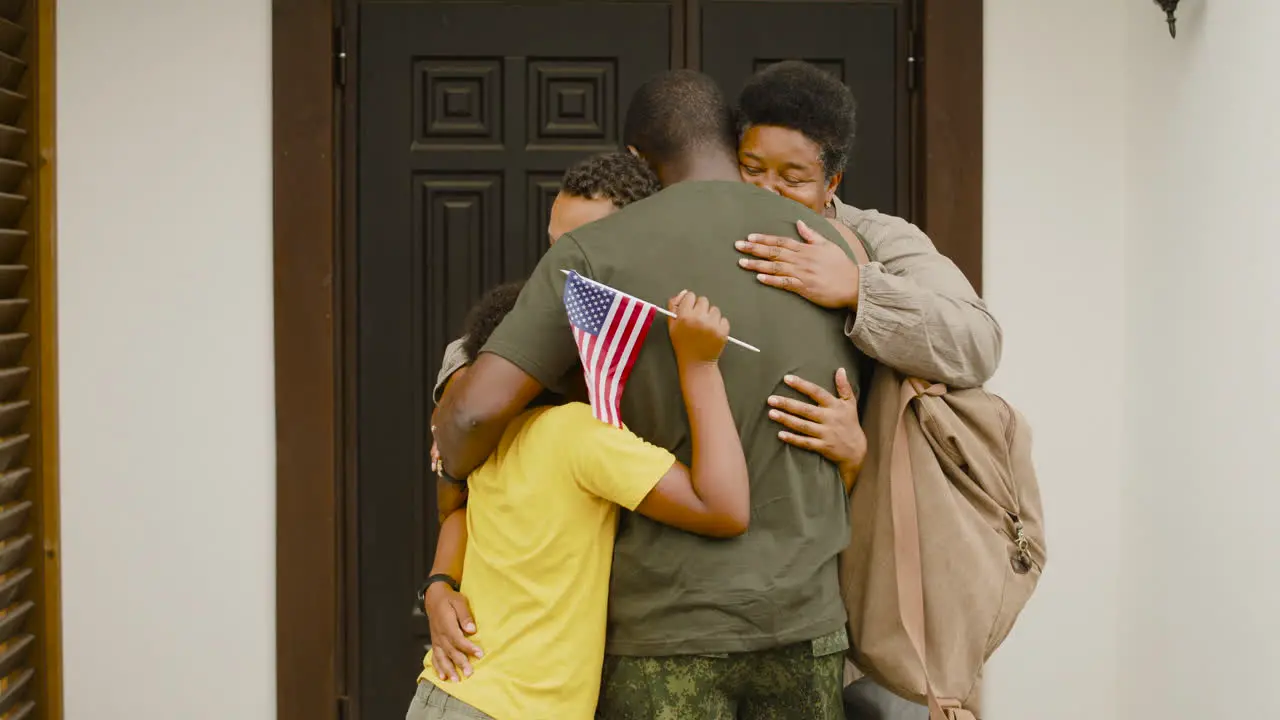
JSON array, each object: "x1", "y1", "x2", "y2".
[
  {"x1": 561, "y1": 270, "x2": 761, "y2": 352},
  {"x1": 561, "y1": 270, "x2": 760, "y2": 428}
]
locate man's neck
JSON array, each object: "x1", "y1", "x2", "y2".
[{"x1": 656, "y1": 148, "x2": 741, "y2": 186}]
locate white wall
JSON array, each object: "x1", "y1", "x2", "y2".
[
  {"x1": 1123, "y1": 0, "x2": 1280, "y2": 717},
  {"x1": 57, "y1": 1, "x2": 276, "y2": 718},
  {"x1": 986, "y1": 1, "x2": 1280, "y2": 718},
  {"x1": 982, "y1": 1, "x2": 1129, "y2": 718}
]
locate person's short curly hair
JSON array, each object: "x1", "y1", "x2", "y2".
[
  {"x1": 736, "y1": 61, "x2": 857, "y2": 179},
  {"x1": 460, "y1": 282, "x2": 525, "y2": 362},
  {"x1": 560, "y1": 152, "x2": 661, "y2": 208}
]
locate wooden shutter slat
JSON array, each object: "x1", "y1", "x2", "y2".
[
  {"x1": 0, "y1": 92, "x2": 17, "y2": 126},
  {"x1": 0, "y1": 369, "x2": 25, "y2": 401},
  {"x1": 0, "y1": 436, "x2": 26, "y2": 473},
  {"x1": 1, "y1": 701, "x2": 33, "y2": 720},
  {"x1": 0, "y1": 537, "x2": 29, "y2": 575},
  {"x1": 0, "y1": 161, "x2": 24, "y2": 193},
  {"x1": 0, "y1": 502, "x2": 26, "y2": 540},
  {"x1": 0, "y1": 602, "x2": 29, "y2": 646},
  {"x1": 0, "y1": 301, "x2": 25, "y2": 334},
  {"x1": 0, "y1": 267, "x2": 23, "y2": 298},
  {"x1": 0, "y1": 335, "x2": 24, "y2": 368},
  {"x1": 0, "y1": 635, "x2": 31, "y2": 683},
  {"x1": 0, "y1": 469, "x2": 25, "y2": 504},
  {"x1": 0, "y1": 569, "x2": 28, "y2": 609},
  {"x1": 0, "y1": 19, "x2": 21, "y2": 60},
  {"x1": 0, "y1": 196, "x2": 23, "y2": 227},
  {"x1": 0, "y1": 232, "x2": 22, "y2": 264},
  {"x1": 0, "y1": 52, "x2": 21, "y2": 92},
  {"x1": 0, "y1": 402, "x2": 27, "y2": 435},
  {"x1": 0, "y1": 127, "x2": 21, "y2": 160},
  {"x1": 0, "y1": 666, "x2": 31, "y2": 713}
]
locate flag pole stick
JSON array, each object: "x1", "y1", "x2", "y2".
[{"x1": 562, "y1": 270, "x2": 761, "y2": 353}]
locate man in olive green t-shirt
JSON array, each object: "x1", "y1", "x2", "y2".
[{"x1": 435, "y1": 70, "x2": 864, "y2": 719}]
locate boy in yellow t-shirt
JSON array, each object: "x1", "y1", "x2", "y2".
[{"x1": 406, "y1": 283, "x2": 751, "y2": 720}]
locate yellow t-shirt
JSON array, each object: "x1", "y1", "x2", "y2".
[{"x1": 419, "y1": 402, "x2": 675, "y2": 720}]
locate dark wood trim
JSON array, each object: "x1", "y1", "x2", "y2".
[
  {"x1": 683, "y1": 0, "x2": 699, "y2": 69},
  {"x1": 34, "y1": 0, "x2": 64, "y2": 716},
  {"x1": 920, "y1": 0, "x2": 983, "y2": 292},
  {"x1": 337, "y1": 0, "x2": 360, "y2": 715},
  {"x1": 272, "y1": 1, "x2": 983, "y2": 716},
  {"x1": 273, "y1": 1, "x2": 339, "y2": 720}
]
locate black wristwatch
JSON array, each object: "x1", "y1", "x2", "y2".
[
  {"x1": 416, "y1": 573, "x2": 460, "y2": 605},
  {"x1": 439, "y1": 468, "x2": 467, "y2": 487}
]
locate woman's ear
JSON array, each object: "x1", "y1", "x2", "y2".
[
  {"x1": 824, "y1": 172, "x2": 844, "y2": 206},
  {"x1": 626, "y1": 145, "x2": 641, "y2": 159}
]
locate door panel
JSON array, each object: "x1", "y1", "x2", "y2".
[
  {"x1": 356, "y1": 2, "x2": 672, "y2": 717},
  {"x1": 700, "y1": 0, "x2": 910, "y2": 215}
]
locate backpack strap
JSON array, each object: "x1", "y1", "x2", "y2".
[
  {"x1": 891, "y1": 377, "x2": 977, "y2": 720},
  {"x1": 838, "y1": 216, "x2": 976, "y2": 718}
]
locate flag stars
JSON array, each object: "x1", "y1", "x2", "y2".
[{"x1": 565, "y1": 274, "x2": 614, "y2": 335}]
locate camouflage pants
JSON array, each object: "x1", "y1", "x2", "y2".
[{"x1": 596, "y1": 633, "x2": 845, "y2": 720}]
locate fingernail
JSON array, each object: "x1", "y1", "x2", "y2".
[
  {"x1": 768, "y1": 396, "x2": 780, "y2": 406},
  {"x1": 464, "y1": 622, "x2": 476, "y2": 633},
  {"x1": 735, "y1": 241, "x2": 748, "y2": 250},
  {"x1": 797, "y1": 220, "x2": 809, "y2": 230},
  {"x1": 784, "y1": 375, "x2": 796, "y2": 383},
  {"x1": 747, "y1": 234, "x2": 762, "y2": 241},
  {"x1": 769, "y1": 410, "x2": 780, "y2": 419},
  {"x1": 464, "y1": 668, "x2": 472, "y2": 678},
  {"x1": 738, "y1": 258, "x2": 749, "y2": 267},
  {"x1": 475, "y1": 650, "x2": 484, "y2": 658}
]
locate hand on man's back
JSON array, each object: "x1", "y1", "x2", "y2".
[{"x1": 735, "y1": 219, "x2": 860, "y2": 309}]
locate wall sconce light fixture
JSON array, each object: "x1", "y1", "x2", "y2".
[{"x1": 1154, "y1": 0, "x2": 1181, "y2": 38}]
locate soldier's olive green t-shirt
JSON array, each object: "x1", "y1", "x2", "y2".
[{"x1": 481, "y1": 181, "x2": 863, "y2": 657}]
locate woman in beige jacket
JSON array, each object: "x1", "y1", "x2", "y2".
[
  {"x1": 734, "y1": 59, "x2": 999, "y2": 720},
  {"x1": 734, "y1": 61, "x2": 1001, "y2": 390}
]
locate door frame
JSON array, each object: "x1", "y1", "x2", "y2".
[{"x1": 272, "y1": 1, "x2": 983, "y2": 719}]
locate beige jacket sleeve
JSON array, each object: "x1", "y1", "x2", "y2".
[
  {"x1": 834, "y1": 199, "x2": 1002, "y2": 388},
  {"x1": 432, "y1": 336, "x2": 470, "y2": 405}
]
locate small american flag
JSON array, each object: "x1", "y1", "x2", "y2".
[{"x1": 563, "y1": 271, "x2": 657, "y2": 428}]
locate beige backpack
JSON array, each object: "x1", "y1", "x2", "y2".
[{"x1": 839, "y1": 236, "x2": 1047, "y2": 720}]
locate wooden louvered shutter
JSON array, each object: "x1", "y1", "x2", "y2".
[{"x1": 0, "y1": 0, "x2": 57, "y2": 718}]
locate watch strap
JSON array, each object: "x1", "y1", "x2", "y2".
[
  {"x1": 439, "y1": 468, "x2": 467, "y2": 487},
  {"x1": 417, "y1": 573, "x2": 460, "y2": 603}
]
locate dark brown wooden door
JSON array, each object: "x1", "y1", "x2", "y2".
[
  {"x1": 355, "y1": 1, "x2": 907, "y2": 717},
  {"x1": 356, "y1": 2, "x2": 673, "y2": 717}
]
